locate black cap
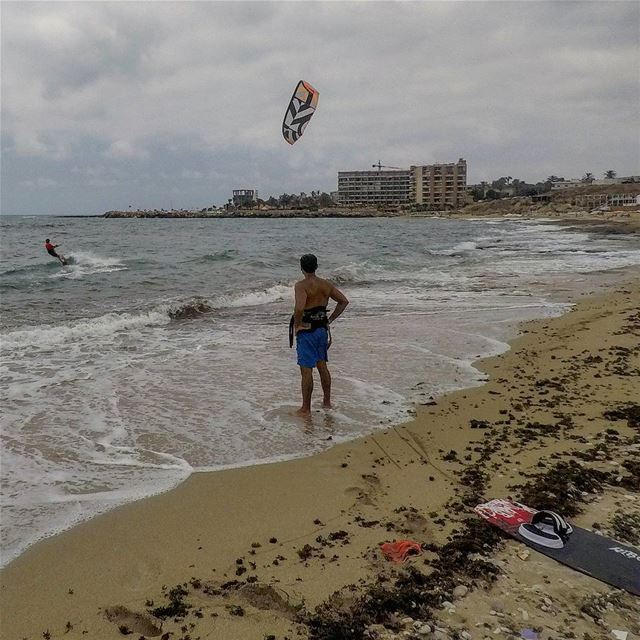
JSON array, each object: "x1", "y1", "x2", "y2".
[
  {"x1": 300, "y1": 254, "x2": 318, "y2": 273},
  {"x1": 45, "y1": 238, "x2": 50, "y2": 242}
]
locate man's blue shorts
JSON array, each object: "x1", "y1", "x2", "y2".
[{"x1": 296, "y1": 327, "x2": 329, "y2": 368}]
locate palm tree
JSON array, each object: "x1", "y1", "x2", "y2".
[
  {"x1": 604, "y1": 170, "x2": 617, "y2": 179},
  {"x1": 582, "y1": 172, "x2": 594, "y2": 183}
]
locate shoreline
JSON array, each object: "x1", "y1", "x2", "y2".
[
  {"x1": 2, "y1": 265, "x2": 639, "y2": 639},
  {"x1": 2, "y1": 215, "x2": 638, "y2": 571},
  {"x1": 0, "y1": 261, "x2": 617, "y2": 569}
]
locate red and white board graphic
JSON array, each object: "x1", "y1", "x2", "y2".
[{"x1": 474, "y1": 498, "x2": 536, "y2": 534}]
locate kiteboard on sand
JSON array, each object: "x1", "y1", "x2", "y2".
[{"x1": 475, "y1": 499, "x2": 640, "y2": 596}]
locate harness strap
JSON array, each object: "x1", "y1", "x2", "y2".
[{"x1": 289, "y1": 306, "x2": 330, "y2": 348}]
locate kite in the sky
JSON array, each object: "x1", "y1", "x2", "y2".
[{"x1": 282, "y1": 80, "x2": 319, "y2": 145}]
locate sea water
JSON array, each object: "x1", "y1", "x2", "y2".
[{"x1": 2, "y1": 215, "x2": 640, "y2": 565}]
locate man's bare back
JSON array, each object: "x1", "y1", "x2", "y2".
[
  {"x1": 295, "y1": 276, "x2": 334, "y2": 312},
  {"x1": 294, "y1": 275, "x2": 349, "y2": 331}
]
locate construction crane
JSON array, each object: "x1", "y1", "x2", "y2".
[{"x1": 372, "y1": 160, "x2": 405, "y2": 171}]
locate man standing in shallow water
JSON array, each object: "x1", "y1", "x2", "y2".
[{"x1": 293, "y1": 254, "x2": 349, "y2": 416}]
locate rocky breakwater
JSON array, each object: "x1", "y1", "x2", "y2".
[{"x1": 103, "y1": 208, "x2": 400, "y2": 219}]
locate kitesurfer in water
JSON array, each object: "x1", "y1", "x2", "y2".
[
  {"x1": 44, "y1": 239, "x2": 66, "y2": 265},
  {"x1": 292, "y1": 254, "x2": 349, "y2": 416}
]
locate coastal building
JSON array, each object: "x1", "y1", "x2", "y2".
[
  {"x1": 410, "y1": 158, "x2": 468, "y2": 208},
  {"x1": 608, "y1": 193, "x2": 640, "y2": 207},
  {"x1": 337, "y1": 169, "x2": 411, "y2": 205},
  {"x1": 232, "y1": 189, "x2": 258, "y2": 207},
  {"x1": 592, "y1": 176, "x2": 640, "y2": 185},
  {"x1": 337, "y1": 158, "x2": 468, "y2": 208},
  {"x1": 551, "y1": 180, "x2": 582, "y2": 190},
  {"x1": 573, "y1": 192, "x2": 640, "y2": 208}
]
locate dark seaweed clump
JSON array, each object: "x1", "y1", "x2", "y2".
[
  {"x1": 603, "y1": 402, "x2": 640, "y2": 430},
  {"x1": 609, "y1": 511, "x2": 640, "y2": 546},
  {"x1": 621, "y1": 459, "x2": 640, "y2": 491},
  {"x1": 303, "y1": 518, "x2": 504, "y2": 640},
  {"x1": 150, "y1": 584, "x2": 191, "y2": 619},
  {"x1": 515, "y1": 460, "x2": 612, "y2": 517}
]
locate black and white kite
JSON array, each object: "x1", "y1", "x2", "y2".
[{"x1": 282, "y1": 80, "x2": 319, "y2": 145}]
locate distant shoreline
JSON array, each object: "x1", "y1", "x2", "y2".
[{"x1": 101, "y1": 208, "x2": 400, "y2": 219}]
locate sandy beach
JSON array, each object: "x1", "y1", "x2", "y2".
[
  {"x1": 3, "y1": 0, "x2": 639, "y2": 636},
  {"x1": 2, "y1": 263, "x2": 639, "y2": 640}
]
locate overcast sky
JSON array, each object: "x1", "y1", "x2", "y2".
[{"x1": 1, "y1": 1, "x2": 639, "y2": 215}]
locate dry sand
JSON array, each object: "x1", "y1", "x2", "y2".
[{"x1": 1, "y1": 268, "x2": 639, "y2": 640}]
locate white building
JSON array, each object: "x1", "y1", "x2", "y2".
[
  {"x1": 550, "y1": 180, "x2": 582, "y2": 190},
  {"x1": 337, "y1": 158, "x2": 467, "y2": 208},
  {"x1": 337, "y1": 170, "x2": 412, "y2": 205}
]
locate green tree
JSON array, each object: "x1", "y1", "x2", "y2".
[
  {"x1": 318, "y1": 192, "x2": 334, "y2": 207},
  {"x1": 604, "y1": 170, "x2": 617, "y2": 179},
  {"x1": 582, "y1": 172, "x2": 594, "y2": 183}
]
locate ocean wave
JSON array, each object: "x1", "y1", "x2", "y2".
[
  {"x1": 1, "y1": 252, "x2": 128, "y2": 282},
  {"x1": 0, "y1": 261, "x2": 60, "y2": 277},
  {"x1": 427, "y1": 240, "x2": 483, "y2": 256},
  {"x1": 1, "y1": 283, "x2": 293, "y2": 350},
  {"x1": 168, "y1": 298, "x2": 214, "y2": 320},
  {"x1": 1, "y1": 309, "x2": 169, "y2": 350},
  {"x1": 210, "y1": 283, "x2": 292, "y2": 308},
  {"x1": 187, "y1": 250, "x2": 239, "y2": 264},
  {"x1": 330, "y1": 261, "x2": 391, "y2": 285},
  {"x1": 50, "y1": 251, "x2": 127, "y2": 279}
]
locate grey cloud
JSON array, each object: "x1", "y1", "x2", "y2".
[{"x1": 1, "y1": 1, "x2": 638, "y2": 214}]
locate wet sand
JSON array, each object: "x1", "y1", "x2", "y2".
[{"x1": 2, "y1": 270, "x2": 639, "y2": 640}]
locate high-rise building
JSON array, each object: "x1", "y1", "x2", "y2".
[
  {"x1": 232, "y1": 189, "x2": 258, "y2": 207},
  {"x1": 337, "y1": 170, "x2": 412, "y2": 205},
  {"x1": 337, "y1": 159, "x2": 467, "y2": 208},
  {"x1": 410, "y1": 158, "x2": 467, "y2": 208}
]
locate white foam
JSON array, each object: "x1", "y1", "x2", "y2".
[
  {"x1": 50, "y1": 251, "x2": 127, "y2": 279},
  {"x1": 213, "y1": 283, "x2": 292, "y2": 308},
  {"x1": 1, "y1": 309, "x2": 169, "y2": 350}
]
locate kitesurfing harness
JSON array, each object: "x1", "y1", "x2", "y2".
[{"x1": 289, "y1": 306, "x2": 329, "y2": 348}]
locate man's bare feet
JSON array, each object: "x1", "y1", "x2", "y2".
[
  {"x1": 322, "y1": 401, "x2": 333, "y2": 409},
  {"x1": 295, "y1": 407, "x2": 311, "y2": 417}
]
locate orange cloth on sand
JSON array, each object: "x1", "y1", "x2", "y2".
[{"x1": 380, "y1": 540, "x2": 422, "y2": 563}]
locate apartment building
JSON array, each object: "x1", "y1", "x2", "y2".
[
  {"x1": 337, "y1": 170, "x2": 412, "y2": 205},
  {"x1": 337, "y1": 158, "x2": 467, "y2": 208},
  {"x1": 232, "y1": 189, "x2": 258, "y2": 207},
  {"x1": 410, "y1": 158, "x2": 467, "y2": 208}
]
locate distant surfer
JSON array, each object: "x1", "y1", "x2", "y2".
[
  {"x1": 44, "y1": 239, "x2": 67, "y2": 265},
  {"x1": 291, "y1": 254, "x2": 349, "y2": 416}
]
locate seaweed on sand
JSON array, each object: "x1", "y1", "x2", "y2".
[
  {"x1": 603, "y1": 402, "x2": 640, "y2": 430},
  {"x1": 515, "y1": 460, "x2": 612, "y2": 517},
  {"x1": 302, "y1": 518, "x2": 504, "y2": 640},
  {"x1": 150, "y1": 584, "x2": 191, "y2": 619},
  {"x1": 609, "y1": 511, "x2": 640, "y2": 546}
]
